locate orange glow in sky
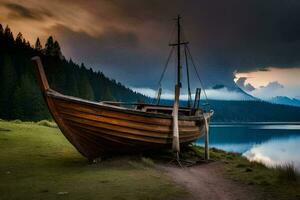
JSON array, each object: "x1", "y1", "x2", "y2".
[{"x1": 235, "y1": 67, "x2": 300, "y2": 88}]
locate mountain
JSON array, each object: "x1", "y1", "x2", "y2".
[
  {"x1": 233, "y1": 86, "x2": 257, "y2": 100},
  {"x1": 209, "y1": 84, "x2": 257, "y2": 101},
  {"x1": 269, "y1": 96, "x2": 300, "y2": 107},
  {"x1": 233, "y1": 83, "x2": 300, "y2": 107}
]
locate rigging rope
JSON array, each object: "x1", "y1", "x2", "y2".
[
  {"x1": 184, "y1": 45, "x2": 192, "y2": 107},
  {"x1": 185, "y1": 45, "x2": 210, "y2": 106},
  {"x1": 158, "y1": 47, "x2": 175, "y2": 87},
  {"x1": 181, "y1": 26, "x2": 209, "y2": 107},
  {"x1": 152, "y1": 46, "x2": 175, "y2": 104},
  {"x1": 153, "y1": 22, "x2": 177, "y2": 104},
  {"x1": 154, "y1": 20, "x2": 211, "y2": 109}
]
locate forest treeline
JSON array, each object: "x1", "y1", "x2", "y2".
[
  {"x1": 0, "y1": 24, "x2": 148, "y2": 121},
  {"x1": 207, "y1": 100, "x2": 300, "y2": 122},
  {"x1": 1, "y1": 24, "x2": 300, "y2": 122},
  {"x1": 159, "y1": 98, "x2": 300, "y2": 122}
]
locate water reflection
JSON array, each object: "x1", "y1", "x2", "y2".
[
  {"x1": 244, "y1": 136, "x2": 300, "y2": 170},
  {"x1": 196, "y1": 123, "x2": 300, "y2": 171}
]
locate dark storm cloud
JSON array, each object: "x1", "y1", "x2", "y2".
[
  {"x1": 236, "y1": 77, "x2": 255, "y2": 92},
  {"x1": 65, "y1": 0, "x2": 300, "y2": 88},
  {"x1": 4, "y1": 3, "x2": 52, "y2": 20},
  {"x1": 52, "y1": 24, "x2": 163, "y2": 88},
  {"x1": 6, "y1": 0, "x2": 299, "y2": 89}
]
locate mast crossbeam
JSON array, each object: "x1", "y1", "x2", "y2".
[{"x1": 169, "y1": 42, "x2": 189, "y2": 46}]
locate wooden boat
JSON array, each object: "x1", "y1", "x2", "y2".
[{"x1": 32, "y1": 15, "x2": 213, "y2": 160}]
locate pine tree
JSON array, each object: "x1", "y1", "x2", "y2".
[
  {"x1": 65, "y1": 68, "x2": 79, "y2": 97},
  {"x1": 12, "y1": 73, "x2": 49, "y2": 120},
  {"x1": 103, "y1": 86, "x2": 115, "y2": 101},
  {"x1": 4, "y1": 25, "x2": 14, "y2": 41},
  {"x1": 53, "y1": 40, "x2": 63, "y2": 59},
  {"x1": 78, "y1": 72, "x2": 95, "y2": 100},
  {"x1": 12, "y1": 74, "x2": 32, "y2": 120},
  {"x1": 12, "y1": 85, "x2": 25, "y2": 119},
  {"x1": 3, "y1": 25, "x2": 14, "y2": 50},
  {"x1": 0, "y1": 24, "x2": 4, "y2": 50},
  {"x1": 25, "y1": 41, "x2": 31, "y2": 48},
  {"x1": 15, "y1": 32, "x2": 23, "y2": 46},
  {"x1": 0, "y1": 55, "x2": 17, "y2": 119},
  {"x1": 45, "y1": 36, "x2": 54, "y2": 56},
  {"x1": 35, "y1": 37, "x2": 42, "y2": 51},
  {"x1": 0, "y1": 24, "x2": 3, "y2": 36}
]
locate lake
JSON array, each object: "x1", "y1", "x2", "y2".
[{"x1": 196, "y1": 122, "x2": 300, "y2": 171}]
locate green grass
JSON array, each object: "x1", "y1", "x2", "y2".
[
  {"x1": 0, "y1": 120, "x2": 186, "y2": 200},
  {"x1": 1, "y1": 120, "x2": 299, "y2": 200},
  {"x1": 275, "y1": 163, "x2": 299, "y2": 182}
]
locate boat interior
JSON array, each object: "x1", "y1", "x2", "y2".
[{"x1": 102, "y1": 101, "x2": 204, "y2": 116}]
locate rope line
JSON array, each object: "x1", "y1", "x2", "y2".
[
  {"x1": 152, "y1": 46, "x2": 175, "y2": 104},
  {"x1": 181, "y1": 26, "x2": 209, "y2": 106},
  {"x1": 158, "y1": 46, "x2": 175, "y2": 87},
  {"x1": 154, "y1": 20, "x2": 211, "y2": 109},
  {"x1": 184, "y1": 45, "x2": 192, "y2": 107},
  {"x1": 185, "y1": 45, "x2": 209, "y2": 106}
]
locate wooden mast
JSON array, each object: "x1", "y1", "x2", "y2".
[
  {"x1": 176, "y1": 15, "x2": 182, "y2": 89},
  {"x1": 170, "y1": 15, "x2": 188, "y2": 153}
]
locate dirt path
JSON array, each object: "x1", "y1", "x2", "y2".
[{"x1": 159, "y1": 161, "x2": 260, "y2": 200}]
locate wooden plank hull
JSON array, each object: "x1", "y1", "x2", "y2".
[
  {"x1": 45, "y1": 91, "x2": 206, "y2": 159},
  {"x1": 32, "y1": 56, "x2": 208, "y2": 160}
]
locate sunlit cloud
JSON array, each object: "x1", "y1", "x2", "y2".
[
  {"x1": 235, "y1": 67, "x2": 300, "y2": 99},
  {"x1": 0, "y1": 0, "x2": 138, "y2": 43}
]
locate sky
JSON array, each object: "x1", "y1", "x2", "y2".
[
  {"x1": 1, "y1": 0, "x2": 300, "y2": 100},
  {"x1": 235, "y1": 67, "x2": 300, "y2": 100}
]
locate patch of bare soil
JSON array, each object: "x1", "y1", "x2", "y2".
[{"x1": 159, "y1": 161, "x2": 261, "y2": 200}]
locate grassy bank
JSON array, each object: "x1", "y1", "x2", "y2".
[
  {"x1": 187, "y1": 146, "x2": 300, "y2": 200},
  {"x1": 0, "y1": 120, "x2": 186, "y2": 200},
  {"x1": 1, "y1": 120, "x2": 299, "y2": 200}
]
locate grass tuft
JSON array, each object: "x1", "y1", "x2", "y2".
[
  {"x1": 275, "y1": 163, "x2": 299, "y2": 183},
  {"x1": 12, "y1": 119, "x2": 22, "y2": 124},
  {"x1": 141, "y1": 157, "x2": 155, "y2": 167},
  {"x1": 37, "y1": 120, "x2": 57, "y2": 128}
]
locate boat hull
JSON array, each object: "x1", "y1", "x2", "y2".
[
  {"x1": 32, "y1": 56, "x2": 207, "y2": 160},
  {"x1": 45, "y1": 91, "x2": 206, "y2": 159}
]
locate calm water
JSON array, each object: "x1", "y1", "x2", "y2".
[{"x1": 196, "y1": 123, "x2": 300, "y2": 171}]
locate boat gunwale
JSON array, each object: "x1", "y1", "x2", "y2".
[
  {"x1": 46, "y1": 89, "x2": 205, "y2": 121},
  {"x1": 56, "y1": 100, "x2": 199, "y2": 127}
]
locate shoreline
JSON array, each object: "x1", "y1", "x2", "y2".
[{"x1": 211, "y1": 121, "x2": 300, "y2": 125}]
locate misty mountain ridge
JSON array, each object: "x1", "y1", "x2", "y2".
[
  {"x1": 216, "y1": 84, "x2": 300, "y2": 108},
  {"x1": 205, "y1": 84, "x2": 257, "y2": 101},
  {"x1": 269, "y1": 96, "x2": 300, "y2": 107}
]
